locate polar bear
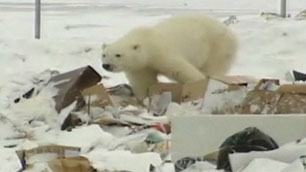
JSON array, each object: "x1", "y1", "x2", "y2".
[{"x1": 101, "y1": 14, "x2": 238, "y2": 101}]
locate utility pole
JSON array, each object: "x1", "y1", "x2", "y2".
[
  {"x1": 35, "y1": 0, "x2": 41, "y2": 39},
  {"x1": 280, "y1": 0, "x2": 287, "y2": 18}
]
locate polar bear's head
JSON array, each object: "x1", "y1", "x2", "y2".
[{"x1": 101, "y1": 28, "x2": 152, "y2": 73}]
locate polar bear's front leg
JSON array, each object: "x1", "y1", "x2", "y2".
[
  {"x1": 154, "y1": 57, "x2": 206, "y2": 83},
  {"x1": 125, "y1": 69, "x2": 158, "y2": 101}
]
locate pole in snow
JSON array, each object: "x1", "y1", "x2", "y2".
[
  {"x1": 280, "y1": 0, "x2": 287, "y2": 18},
  {"x1": 35, "y1": 0, "x2": 41, "y2": 39}
]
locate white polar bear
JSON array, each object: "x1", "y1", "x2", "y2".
[{"x1": 101, "y1": 14, "x2": 238, "y2": 101}]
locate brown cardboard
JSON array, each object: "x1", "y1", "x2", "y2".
[
  {"x1": 212, "y1": 75, "x2": 257, "y2": 86},
  {"x1": 48, "y1": 156, "x2": 94, "y2": 172},
  {"x1": 215, "y1": 79, "x2": 306, "y2": 114},
  {"x1": 47, "y1": 65, "x2": 102, "y2": 112},
  {"x1": 149, "y1": 83, "x2": 183, "y2": 103},
  {"x1": 180, "y1": 80, "x2": 208, "y2": 102},
  {"x1": 241, "y1": 90, "x2": 281, "y2": 114},
  {"x1": 82, "y1": 84, "x2": 113, "y2": 107},
  {"x1": 16, "y1": 145, "x2": 81, "y2": 170},
  {"x1": 148, "y1": 80, "x2": 208, "y2": 103},
  {"x1": 278, "y1": 84, "x2": 306, "y2": 94},
  {"x1": 277, "y1": 93, "x2": 306, "y2": 113}
]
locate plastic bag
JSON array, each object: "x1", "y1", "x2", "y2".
[{"x1": 217, "y1": 127, "x2": 279, "y2": 172}]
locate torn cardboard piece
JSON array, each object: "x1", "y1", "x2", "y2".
[
  {"x1": 48, "y1": 156, "x2": 94, "y2": 172},
  {"x1": 82, "y1": 84, "x2": 113, "y2": 108},
  {"x1": 212, "y1": 75, "x2": 257, "y2": 90},
  {"x1": 16, "y1": 145, "x2": 95, "y2": 172},
  {"x1": 278, "y1": 84, "x2": 306, "y2": 94},
  {"x1": 148, "y1": 76, "x2": 256, "y2": 114},
  {"x1": 148, "y1": 79, "x2": 208, "y2": 103},
  {"x1": 16, "y1": 145, "x2": 81, "y2": 169},
  {"x1": 46, "y1": 65, "x2": 102, "y2": 113},
  {"x1": 202, "y1": 76, "x2": 256, "y2": 114}
]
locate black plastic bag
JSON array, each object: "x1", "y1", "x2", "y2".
[{"x1": 217, "y1": 127, "x2": 279, "y2": 172}]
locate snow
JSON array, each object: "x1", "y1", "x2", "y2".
[{"x1": 1, "y1": 0, "x2": 306, "y2": 172}]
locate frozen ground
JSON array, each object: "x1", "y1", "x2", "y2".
[{"x1": 0, "y1": 0, "x2": 306, "y2": 172}]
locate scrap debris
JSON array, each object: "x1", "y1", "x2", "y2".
[{"x1": 10, "y1": 65, "x2": 306, "y2": 172}]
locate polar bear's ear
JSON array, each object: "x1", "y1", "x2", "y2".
[
  {"x1": 102, "y1": 43, "x2": 108, "y2": 49},
  {"x1": 133, "y1": 44, "x2": 140, "y2": 50}
]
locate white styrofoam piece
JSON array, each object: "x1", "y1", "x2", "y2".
[{"x1": 171, "y1": 114, "x2": 306, "y2": 162}]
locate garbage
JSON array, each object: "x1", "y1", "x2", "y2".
[
  {"x1": 216, "y1": 127, "x2": 279, "y2": 172},
  {"x1": 292, "y1": 70, "x2": 306, "y2": 81},
  {"x1": 107, "y1": 84, "x2": 138, "y2": 107},
  {"x1": 148, "y1": 80, "x2": 208, "y2": 105},
  {"x1": 145, "y1": 92, "x2": 172, "y2": 116},
  {"x1": 295, "y1": 9, "x2": 306, "y2": 20},
  {"x1": 215, "y1": 78, "x2": 306, "y2": 114},
  {"x1": 46, "y1": 65, "x2": 102, "y2": 113},
  {"x1": 15, "y1": 145, "x2": 95, "y2": 172},
  {"x1": 229, "y1": 145, "x2": 306, "y2": 172}
]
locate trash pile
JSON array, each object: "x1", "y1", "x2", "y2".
[{"x1": 4, "y1": 65, "x2": 306, "y2": 172}]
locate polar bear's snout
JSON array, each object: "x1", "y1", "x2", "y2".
[{"x1": 102, "y1": 64, "x2": 114, "y2": 71}]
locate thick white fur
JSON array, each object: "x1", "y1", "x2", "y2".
[{"x1": 102, "y1": 14, "x2": 238, "y2": 101}]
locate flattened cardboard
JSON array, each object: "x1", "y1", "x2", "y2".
[
  {"x1": 212, "y1": 75, "x2": 257, "y2": 86},
  {"x1": 181, "y1": 80, "x2": 208, "y2": 102},
  {"x1": 278, "y1": 84, "x2": 306, "y2": 94},
  {"x1": 149, "y1": 83, "x2": 182, "y2": 103},
  {"x1": 277, "y1": 93, "x2": 306, "y2": 113},
  {"x1": 148, "y1": 80, "x2": 208, "y2": 103},
  {"x1": 47, "y1": 66, "x2": 102, "y2": 112},
  {"x1": 16, "y1": 145, "x2": 81, "y2": 170},
  {"x1": 82, "y1": 84, "x2": 113, "y2": 107},
  {"x1": 241, "y1": 90, "x2": 281, "y2": 114},
  {"x1": 48, "y1": 156, "x2": 94, "y2": 172}
]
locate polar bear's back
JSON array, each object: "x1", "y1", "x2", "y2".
[{"x1": 153, "y1": 14, "x2": 238, "y2": 73}]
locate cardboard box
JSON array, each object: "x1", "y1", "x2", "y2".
[
  {"x1": 148, "y1": 79, "x2": 214, "y2": 103},
  {"x1": 46, "y1": 65, "x2": 102, "y2": 112},
  {"x1": 148, "y1": 76, "x2": 256, "y2": 104},
  {"x1": 216, "y1": 79, "x2": 306, "y2": 114},
  {"x1": 171, "y1": 115, "x2": 306, "y2": 162}
]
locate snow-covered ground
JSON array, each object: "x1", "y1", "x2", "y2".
[{"x1": 1, "y1": 0, "x2": 306, "y2": 172}]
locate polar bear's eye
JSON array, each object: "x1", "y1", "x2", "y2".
[
  {"x1": 115, "y1": 54, "x2": 122, "y2": 58},
  {"x1": 102, "y1": 54, "x2": 106, "y2": 58}
]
